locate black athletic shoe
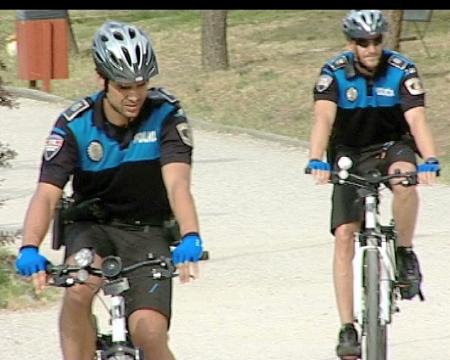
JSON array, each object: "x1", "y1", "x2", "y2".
[
  {"x1": 396, "y1": 246, "x2": 424, "y2": 300},
  {"x1": 336, "y1": 323, "x2": 361, "y2": 358}
]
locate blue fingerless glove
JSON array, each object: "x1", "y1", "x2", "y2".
[
  {"x1": 417, "y1": 157, "x2": 440, "y2": 175},
  {"x1": 172, "y1": 232, "x2": 203, "y2": 265},
  {"x1": 15, "y1": 245, "x2": 48, "y2": 276},
  {"x1": 306, "y1": 159, "x2": 331, "y2": 171}
]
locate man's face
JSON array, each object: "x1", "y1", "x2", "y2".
[
  {"x1": 107, "y1": 80, "x2": 149, "y2": 119},
  {"x1": 351, "y1": 35, "x2": 383, "y2": 70}
]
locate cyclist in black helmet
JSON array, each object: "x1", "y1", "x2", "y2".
[
  {"x1": 305, "y1": 10, "x2": 440, "y2": 359},
  {"x1": 15, "y1": 20, "x2": 202, "y2": 360}
]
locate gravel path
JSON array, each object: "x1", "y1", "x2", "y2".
[{"x1": 0, "y1": 97, "x2": 449, "y2": 359}]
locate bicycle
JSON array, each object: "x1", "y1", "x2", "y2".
[
  {"x1": 330, "y1": 156, "x2": 420, "y2": 360},
  {"x1": 47, "y1": 248, "x2": 177, "y2": 360}
]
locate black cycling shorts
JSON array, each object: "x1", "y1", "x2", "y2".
[
  {"x1": 330, "y1": 142, "x2": 417, "y2": 234},
  {"x1": 64, "y1": 222, "x2": 172, "y2": 325}
]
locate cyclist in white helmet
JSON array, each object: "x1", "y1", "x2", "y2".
[
  {"x1": 306, "y1": 10, "x2": 439, "y2": 359},
  {"x1": 16, "y1": 21, "x2": 203, "y2": 360}
]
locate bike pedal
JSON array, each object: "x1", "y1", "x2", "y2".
[{"x1": 337, "y1": 346, "x2": 361, "y2": 359}]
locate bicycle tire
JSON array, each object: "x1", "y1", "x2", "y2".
[{"x1": 364, "y1": 247, "x2": 386, "y2": 360}]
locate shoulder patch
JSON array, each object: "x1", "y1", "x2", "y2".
[
  {"x1": 328, "y1": 55, "x2": 348, "y2": 71},
  {"x1": 388, "y1": 55, "x2": 407, "y2": 70},
  {"x1": 43, "y1": 133, "x2": 64, "y2": 161},
  {"x1": 315, "y1": 74, "x2": 334, "y2": 92},
  {"x1": 176, "y1": 122, "x2": 193, "y2": 147},
  {"x1": 148, "y1": 87, "x2": 179, "y2": 104},
  {"x1": 62, "y1": 98, "x2": 92, "y2": 121},
  {"x1": 404, "y1": 77, "x2": 425, "y2": 95}
]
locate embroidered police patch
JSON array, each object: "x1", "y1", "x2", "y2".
[
  {"x1": 329, "y1": 56, "x2": 348, "y2": 71},
  {"x1": 176, "y1": 123, "x2": 193, "y2": 147},
  {"x1": 62, "y1": 99, "x2": 91, "y2": 121},
  {"x1": 346, "y1": 87, "x2": 358, "y2": 102},
  {"x1": 315, "y1": 74, "x2": 333, "y2": 93},
  {"x1": 44, "y1": 134, "x2": 64, "y2": 161},
  {"x1": 388, "y1": 55, "x2": 407, "y2": 70},
  {"x1": 87, "y1": 141, "x2": 103, "y2": 162},
  {"x1": 404, "y1": 77, "x2": 425, "y2": 95}
]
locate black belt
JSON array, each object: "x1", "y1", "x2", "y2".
[{"x1": 108, "y1": 218, "x2": 165, "y2": 232}]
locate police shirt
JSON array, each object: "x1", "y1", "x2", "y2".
[
  {"x1": 39, "y1": 87, "x2": 193, "y2": 221},
  {"x1": 313, "y1": 49, "x2": 425, "y2": 150}
]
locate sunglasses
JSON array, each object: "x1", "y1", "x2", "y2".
[{"x1": 354, "y1": 36, "x2": 383, "y2": 48}]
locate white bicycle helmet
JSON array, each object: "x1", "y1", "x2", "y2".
[
  {"x1": 342, "y1": 10, "x2": 388, "y2": 40},
  {"x1": 92, "y1": 21, "x2": 158, "y2": 84}
]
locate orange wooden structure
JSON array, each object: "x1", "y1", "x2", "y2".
[{"x1": 16, "y1": 10, "x2": 69, "y2": 93}]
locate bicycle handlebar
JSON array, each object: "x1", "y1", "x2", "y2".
[
  {"x1": 47, "y1": 253, "x2": 177, "y2": 288},
  {"x1": 330, "y1": 169, "x2": 418, "y2": 189}
]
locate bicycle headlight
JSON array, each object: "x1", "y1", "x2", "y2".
[
  {"x1": 101, "y1": 256, "x2": 122, "y2": 278},
  {"x1": 74, "y1": 248, "x2": 95, "y2": 268},
  {"x1": 337, "y1": 156, "x2": 353, "y2": 170}
]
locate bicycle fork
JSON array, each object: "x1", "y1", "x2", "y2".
[{"x1": 353, "y1": 235, "x2": 397, "y2": 327}]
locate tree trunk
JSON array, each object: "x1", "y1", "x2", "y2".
[
  {"x1": 384, "y1": 10, "x2": 403, "y2": 51},
  {"x1": 201, "y1": 10, "x2": 229, "y2": 71},
  {"x1": 66, "y1": 12, "x2": 79, "y2": 54}
]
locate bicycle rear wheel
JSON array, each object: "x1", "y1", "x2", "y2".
[{"x1": 364, "y1": 248, "x2": 387, "y2": 360}]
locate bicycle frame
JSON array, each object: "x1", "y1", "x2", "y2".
[{"x1": 353, "y1": 194, "x2": 398, "y2": 328}]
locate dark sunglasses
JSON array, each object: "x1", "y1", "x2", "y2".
[{"x1": 354, "y1": 36, "x2": 383, "y2": 48}]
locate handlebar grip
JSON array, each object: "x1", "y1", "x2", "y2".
[
  {"x1": 200, "y1": 250, "x2": 210, "y2": 261},
  {"x1": 304, "y1": 167, "x2": 311, "y2": 175}
]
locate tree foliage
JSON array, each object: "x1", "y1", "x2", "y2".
[{"x1": 0, "y1": 57, "x2": 18, "y2": 244}]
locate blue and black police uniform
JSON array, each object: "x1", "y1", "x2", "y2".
[
  {"x1": 40, "y1": 87, "x2": 193, "y2": 321},
  {"x1": 313, "y1": 49, "x2": 425, "y2": 233}
]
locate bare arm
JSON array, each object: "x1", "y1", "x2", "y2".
[
  {"x1": 404, "y1": 106, "x2": 437, "y2": 160},
  {"x1": 21, "y1": 182, "x2": 63, "y2": 248},
  {"x1": 309, "y1": 100, "x2": 337, "y2": 160},
  {"x1": 162, "y1": 162, "x2": 199, "y2": 236}
]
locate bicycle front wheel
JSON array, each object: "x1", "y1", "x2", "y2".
[{"x1": 364, "y1": 248, "x2": 387, "y2": 360}]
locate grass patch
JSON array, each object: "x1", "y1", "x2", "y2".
[
  {"x1": 0, "y1": 248, "x2": 61, "y2": 309},
  {"x1": 0, "y1": 10, "x2": 448, "y2": 183}
]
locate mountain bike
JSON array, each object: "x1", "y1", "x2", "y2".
[
  {"x1": 47, "y1": 248, "x2": 177, "y2": 360},
  {"x1": 331, "y1": 156, "x2": 418, "y2": 360}
]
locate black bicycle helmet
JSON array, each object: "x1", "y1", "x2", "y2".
[
  {"x1": 342, "y1": 10, "x2": 388, "y2": 40},
  {"x1": 92, "y1": 21, "x2": 159, "y2": 84}
]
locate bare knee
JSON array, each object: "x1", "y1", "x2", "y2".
[
  {"x1": 392, "y1": 182, "x2": 417, "y2": 201},
  {"x1": 63, "y1": 284, "x2": 96, "y2": 309},
  {"x1": 129, "y1": 309, "x2": 169, "y2": 349},
  {"x1": 334, "y1": 223, "x2": 359, "y2": 263}
]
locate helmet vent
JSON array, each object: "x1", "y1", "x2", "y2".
[
  {"x1": 128, "y1": 28, "x2": 136, "y2": 39},
  {"x1": 100, "y1": 35, "x2": 109, "y2": 42},
  {"x1": 135, "y1": 45, "x2": 142, "y2": 66},
  {"x1": 121, "y1": 47, "x2": 132, "y2": 67},
  {"x1": 113, "y1": 31, "x2": 124, "y2": 41},
  {"x1": 109, "y1": 53, "x2": 120, "y2": 67}
]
